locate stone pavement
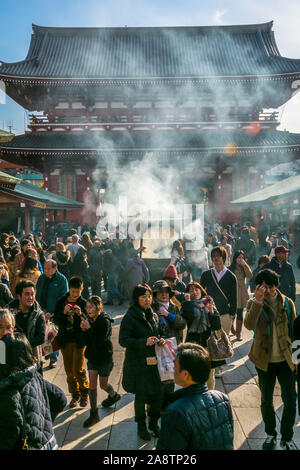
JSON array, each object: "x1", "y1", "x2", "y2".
[{"x1": 45, "y1": 256, "x2": 300, "y2": 451}]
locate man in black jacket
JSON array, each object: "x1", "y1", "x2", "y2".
[
  {"x1": 156, "y1": 343, "x2": 233, "y2": 450},
  {"x1": 7, "y1": 280, "x2": 46, "y2": 374},
  {"x1": 264, "y1": 246, "x2": 296, "y2": 301}
]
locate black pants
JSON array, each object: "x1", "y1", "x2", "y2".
[
  {"x1": 236, "y1": 308, "x2": 244, "y2": 321},
  {"x1": 256, "y1": 361, "x2": 296, "y2": 442},
  {"x1": 134, "y1": 391, "x2": 163, "y2": 422},
  {"x1": 90, "y1": 274, "x2": 102, "y2": 297}
]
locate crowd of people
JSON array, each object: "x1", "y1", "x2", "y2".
[{"x1": 0, "y1": 219, "x2": 298, "y2": 451}]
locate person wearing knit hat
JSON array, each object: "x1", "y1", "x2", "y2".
[
  {"x1": 263, "y1": 245, "x2": 295, "y2": 301},
  {"x1": 163, "y1": 264, "x2": 186, "y2": 310},
  {"x1": 152, "y1": 279, "x2": 186, "y2": 411},
  {"x1": 163, "y1": 264, "x2": 178, "y2": 280}
]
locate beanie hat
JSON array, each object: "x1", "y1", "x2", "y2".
[
  {"x1": 275, "y1": 245, "x2": 290, "y2": 254},
  {"x1": 163, "y1": 264, "x2": 178, "y2": 280}
]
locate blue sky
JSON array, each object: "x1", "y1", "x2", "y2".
[{"x1": 1, "y1": 0, "x2": 300, "y2": 134}]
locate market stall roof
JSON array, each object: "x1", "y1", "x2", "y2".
[
  {"x1": 0, "y1": 170, "x2": 21, "y2": 188},
  {"x1": 230, "y1": 174, "x2": 300, "y2": 206},
  {"x1": 1, "y1": 22, "x2": 300, "y2": 79},
  {"x1": 0, "y1": 177, "x2": 83, "y2": 209}
]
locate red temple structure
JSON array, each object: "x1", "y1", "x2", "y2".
[{"x1": 1, "y1": 22, "x2": 300, "y2": 230}]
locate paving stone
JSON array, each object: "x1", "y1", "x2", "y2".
[
  {"x1": 221, "y1": 362, "x2": 256, "y2": 384},
  {"x1": 108, "y1": 421, "x2": 156, "y2": 450},
  {"x1": 233, "y1": 419, "x2": 249, "y2": 450},
  {"x1": 113, "y1": 392, "x2": 135, "y2": 423},
  {"x1": 234, "y1": 407, "x2": 280, "y2": 439},
  {"x1": 224, "y1": 383, "x2": 261, "y2": 408},
  {"x1": 43, "y1": 282, "x2": 300, "y2": 451}
]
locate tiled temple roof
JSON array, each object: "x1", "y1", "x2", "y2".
[
  {"x1": 2, "y1": 130, "x2": 300, "y2": 153},
  {"x1": 1, "y1": 22, "x2": 300, "y2": 79}
]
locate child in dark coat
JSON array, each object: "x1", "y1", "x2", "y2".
[{"x1": 80, "y1": 295, "x2": 120, "y2": 427}]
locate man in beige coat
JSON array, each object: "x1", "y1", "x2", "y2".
[{"x1": 244, "y1": 268, "x2": 297, "y2": 450}]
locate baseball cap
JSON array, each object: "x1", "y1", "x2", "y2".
[{"x1": 275, "y1": 245, "x2": 290, "y2": 254}]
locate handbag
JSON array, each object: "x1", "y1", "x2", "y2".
[
  {"x1": 42, "y1": 321, "x2": 59, "y2": 356},
  {"x1": 207, "y1": 329, "x2": 233, "y2": 361},
  {"x1": 155, "y1": 337, "x2": 177, "y2": 382}
]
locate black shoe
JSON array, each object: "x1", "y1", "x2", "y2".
[
  {"x1": 118, "y1": 299, "x2": 124, "y2": 305},
  {"x1": 101, "y1": 393, "x2": 121, "y2": 408},
  {"x1": 69, "y1": 396, "x2": 80, "y2": 408},
  {"x1": 104, "y1": 301, "x2": 114, "y2": 306},
  {"x1": 49, "y1": 362, "x2": 57, "y2": 369},
  {"x1": 83, "y1": 409, "x2": 100, "y2": 428},
  {"x1": 137, "y1": 421, "x2": 151, "y2": 441},
  {"x1": 262, "y1": 435, "x2": 277, "y2": 450},
  {"x1": 280, "y1": 440, "x2": 298, "y2": 450},
  {"x1": 148, "y1": 418, "x2": 160, "y2": 437}
]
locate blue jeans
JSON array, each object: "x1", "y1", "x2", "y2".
[{"x1": 107, "y1": 272, "x2": 124, "y2": 303}]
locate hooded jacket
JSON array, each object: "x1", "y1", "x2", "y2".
[{"x1": 0, "y1": 364, "x2": 66, "y2": 450}]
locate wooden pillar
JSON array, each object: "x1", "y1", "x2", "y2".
[
  {"x1": 42, "y1": 210, "x2": 46, "y2": 235},
  {"x1": 25, "y1": 206, "x2": 30, "y2": 234}
]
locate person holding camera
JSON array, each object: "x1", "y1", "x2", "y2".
[
  {"x1": 244, "y1": 268, "x2": 297, "y2": 450},
  {"x1": 53, "y1": 276, "x2": 89, "y2": 408},
  {"x1": 181, "y1": 281, "x2": 222, "y2": 390}
]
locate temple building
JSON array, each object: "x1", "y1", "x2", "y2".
[{"x1": 1, "y1": 22, "x2": 300, "y2": 230}]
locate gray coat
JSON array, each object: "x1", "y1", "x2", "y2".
[{"x1": 125, "y1": 256, "x2": 150, "y2": 296}]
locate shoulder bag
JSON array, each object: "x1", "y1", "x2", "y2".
[{"x1": 207, "y1": 329, "x2": 233, "y2": 361}]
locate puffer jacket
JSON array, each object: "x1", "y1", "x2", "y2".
[
  {"x1": 119, "y1": 304, "x2": 164, "y2": 395},
  {"x1": 0, "y1": 364, "x2": 67, "y2": 450},
  {"x1": 156, "y1": 383, "x2": 233, "y2": 450},
  {"x1": 244, "y1": 290, "x2": 296, "y2": 372}
]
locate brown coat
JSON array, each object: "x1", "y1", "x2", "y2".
[
  {"x1": 15, "y1": 269, "x2": 41, "y2": 287},
  {"x1": 234, "y1": 263, "x2": 252, "y2": 309},
  {"x1": 244, "y1": 290, "x2": 296, "y2": 372}
]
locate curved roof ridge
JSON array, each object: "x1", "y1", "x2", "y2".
[
  {"x1": 32, "y1": 21, "x2": 274, "y2": 35},
  {"x1": 0, "y1": 56, "x2": 37, "y2": 67}
]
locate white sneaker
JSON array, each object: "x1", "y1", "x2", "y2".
[
  {"x1": 280, "y1": 440, "x2": 298, "y2": 450},
  {"x1": 215, "y1": 367, "x2": 224, "y2": 378}
]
